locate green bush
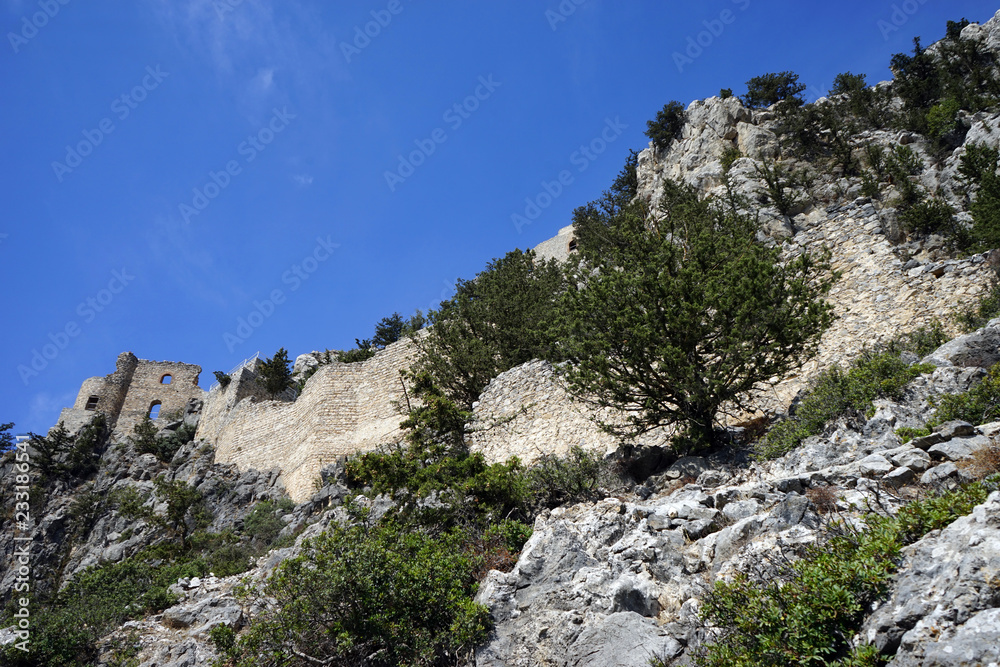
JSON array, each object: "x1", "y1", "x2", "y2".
[
  {"x1": 959, "y1": 143, "x2": 1000, "y2": 251},
  {"x1": 926, "y1": 97, "x2": 961, "y2": 138},
  {"x1": 896, "y1": 426, "x2": 931, "y2": 444},
  {"x1": 696, "y1": 476, "x2": 998, "y2": 666},
  {"x1": 759, "y1": 344, "x2": 936, "y2": 459},
  {"x1": 931, "y1": 362, "x2": 1000, "y2": 426},
  {"x1": 222, "y1": 520, "x2": 491, "y2": 667},
  {"x1": 0, "y1": 552, "x2": 204, "y2": 666},
  {"x1": 954, "y1": 278, "x2": 1000, "y2": 332},
  {"x1": 242, "y1": 499, "x2": 294, "y2": 547},
  {"x1": 898, "y1": 197, "x2": 961, "y2": 241},
  {"x1": 414, "y1": 249, "x2": 565, "y2": 410},
  {"x1": 719, "y1": 88, "x2": 733, "y2": 99},
  {"x1": 213, "y1": 371, "x2": 232, "y2": 388},
  {"x1": 131, "y1": 418, "x2": 196, "y2": 463},
  {"x1": 754, "y1": 160, "x2": 804, "y2": 216},
  {"x1": 742, "y1": 71, "x2": 806, "y2": 109},
  {"x1": 645, "y1": 101, "x2": 686, "y2": 151},
  {"x1": 482, "y1": 519, "x2": 533, "y2": 554},
  {"x1": 527, "y1": 445, "x2": 610, "y2": 508}
]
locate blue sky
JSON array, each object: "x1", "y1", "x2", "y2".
[{"x1": 2, "y1": 0, "x2": 997, "y2": 435}]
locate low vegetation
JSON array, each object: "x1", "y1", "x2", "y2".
[
  {"x1": 692, "y1": 475, "x2": 1000, "y2": 667},
  {"x1": 930, "y1": 361, "x2": 1000, "y2": 426},
  {"x1": 216, "y1": 518, "x2": 490, "y2": 667},
  {"x1": 758, "y1": 325, "x2": 946, "y2": 459}
]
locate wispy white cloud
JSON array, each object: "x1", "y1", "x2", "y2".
[
  {"x1": 27, "y1": 390, "x2": 77, "y2": 432},
  {"x1": 292, "y1": 173, "x2": 314, "y2": 187},
  {"x1": 250, "y1": 66, "x2": 276, "y2": 95},
  {"x1": 144, "y1": 0, "x2": 350, "y2": 113}
]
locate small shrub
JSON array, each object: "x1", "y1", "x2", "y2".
[
  {"x1": 954, "y1": 278, "x2": 1000, "y2": 332},
  {"x1": 482, "y1": 519, "x2": 533, "y2": 554},
  {"x1": 696, "y1": 476, "x2": 998, "y2": 666},
  {"x1": 720, "y1": 145, "x2": 742, "y2": 173},
  {"x1": 646, "y1": 101, "x2": 687, "y2": 151},
  {"x1": 931, "y1": 362, "x2": 1000, "y2": 426},
  {"x1": 759, "y1": 343, "x2": 935, "y2": 459},
  {"x1": 899, "y1": 197, "x2": 958, "y2": 236},
  {"x1": 224, "y1": 520, "x2": 491, "y2": 667},
  {"x1": 888, "y1": 319, "x2": 948, "y2": 358},
  {"x1": 210, "y1": 624, "x2": 237, "y2": 655},
  {"x1": 926, "y1": 97, "x2": 961, "y2": 138},
  {"x1": 896, "y1": 426, "x2": 931, "y2": 444},
  {"x1": 242, "y1": 500, "x2": 290, "y2": 547},
  {"x1": 754, "y1": 160, "x2": 803, "y2": 216},
  {"x1": 213, "y1": 371, "x2": 232, "y2": 388},
  {"x1": 719, "y1": 88, "x2": 733, "y2": 99},
  {"x1": 528, "y1": 446, "x2": 608, "y2": 508},
  {"x1": 860, "y1": 171, "x2": 881, "y2": 199}
]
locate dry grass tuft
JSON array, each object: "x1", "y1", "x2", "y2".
[
  {"x1": 806, "y1": 485, "x2": 839, "y2": 514},
  {"x1": 958, "y1": 438, "x2": 1000, "y2": 479}
]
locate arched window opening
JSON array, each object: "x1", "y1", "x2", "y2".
[
  {"x1": 85, "y1": 395, "x2": 100, "y2": 411},
  {"x1": 148, "y1": 401, "x2": 162, "y2": 420},
  {"x1": 160, "y1": 374, "x2": 173, "y2": 385}
]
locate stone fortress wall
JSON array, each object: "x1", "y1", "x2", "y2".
[
  {"x1": 52, "y1": 87, "x2": 1000, "y2": 501},
  {"x1": 196, "y1": 339, "x2": 422, "y2": 502},
  {"x1": 57, "y1": 352, "x2": 204, "y2": 435}
]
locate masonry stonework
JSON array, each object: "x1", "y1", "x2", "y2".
[
  {"x1": 198, "y1": 339, "x2": 420, "y2": 502},
  {"x1": 58, "y1": 352, "x2": 204, "y2": 435}
]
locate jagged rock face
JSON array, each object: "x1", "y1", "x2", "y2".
[
  {"x1": 0, "y1": 404, "x2": 286, "y2": 605},
  {"x1": 472, "y1": 329, "x2": 1000, "y2": 666},
  {"x1": 864, "y1": 491, "x2": 1000, "y2": 666}
]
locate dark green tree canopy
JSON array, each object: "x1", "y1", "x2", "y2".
[
  {"x1": 742, "y1": 71, "x2": 807, "y2": 109},
  {"x1": 415, "y1": 249, "x2": 565, "y2": 409},
  {"x1": 560, "y1": 179, "x2": 837, "y2": 449},
  {"x1": 257, "y1": 347, "x2": 294, "y2": 397},
  {"x1": 645, "y1": 101, "x2": 687, "y2": 151},
  {"x1": 570, "y1": 150, "x2": 641, "y2": 261}
]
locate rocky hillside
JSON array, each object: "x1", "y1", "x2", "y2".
[{"x1": 6, "y1": 9, "x2": 1000, "y2": 667}]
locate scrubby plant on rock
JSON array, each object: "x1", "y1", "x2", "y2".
[
  {"x1": 645, "y1": 100, "x2": 687, "y2": 151},
  {"x1": 695, "y1": 476, "x2": 1000, "y2": 666},
  {"x1": 219, "y1": 518, "x2": 491, "y2": 667},
  {"x1": 758, "y1": 325, "x2": 944, "y2": 459},
  {"x1": 742, "y1": 70, "x2": 806, "y2": 110}
]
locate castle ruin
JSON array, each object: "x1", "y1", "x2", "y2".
[{"x1": 57, "y1": 352, "x2": 204, "y2": 435}]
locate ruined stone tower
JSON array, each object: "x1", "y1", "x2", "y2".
[{"x1": 58, "y1": 352, "x2": 204, "y2": 434}]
